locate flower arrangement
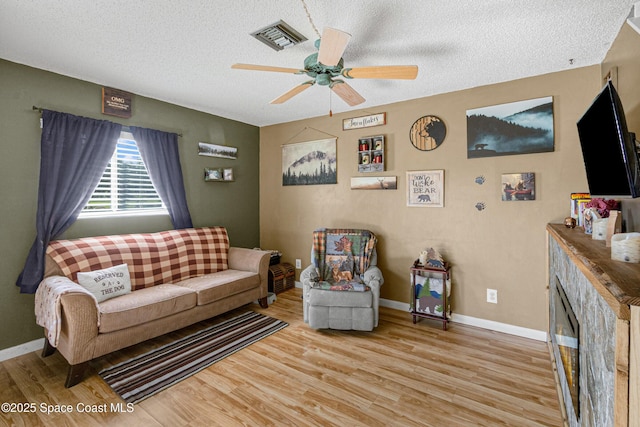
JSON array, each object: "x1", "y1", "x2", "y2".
[{"x1": 584, "y1": 198, "x2": 620, "y2": 218}]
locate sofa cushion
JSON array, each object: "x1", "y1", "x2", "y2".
[
  {"x1": 176, "y1": 270, "x2": 260, "y2": 305},
  {"x1": 98, "y1": 284, "x2": 197, "y2": 333},
  {"x1": 46, "y1": 227, "x2": 230, "y2": 291},
  {"x1": 77, "y1": 263, "x2": 132, "y2": 303}
]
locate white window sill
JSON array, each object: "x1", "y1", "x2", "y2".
[{"x1": 78, "y1": 209, "x2": 169, "y2": 219}]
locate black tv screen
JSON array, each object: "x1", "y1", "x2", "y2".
[{"x1": 577, "y1": 80, "x2": 639, "y2": 198}]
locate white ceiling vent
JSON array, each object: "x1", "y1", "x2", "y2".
[{"x1": 251, "y1": 20, "x2": 307, "y2": 51}]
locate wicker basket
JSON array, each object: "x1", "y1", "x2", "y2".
[{"x1": 268, "y1": 263, "x2": 295, "y2": 294}]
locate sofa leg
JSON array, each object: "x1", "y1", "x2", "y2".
[
  {"x1": 258, "y1": 296, "x2": 268, "y2": 308},
  {"x1": 65, "y1": 362, "x2": 88, "y2": 388},
  {"x1": 41, "y1": 338, "x2": 56, "y2": 358}
]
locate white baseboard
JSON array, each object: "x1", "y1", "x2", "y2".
[
  {"x1": 379, "y1": 298, "x2": 547, "y2": 341},
  {"x1": 0, "y1": 338, "x2": 43, "y2": 362},
  {"x1": 450, "y1": 313, "x2": 547, "y2": 341},
  {"x1": 297, "y1": 282, "x2": 547, "y2": 342}
]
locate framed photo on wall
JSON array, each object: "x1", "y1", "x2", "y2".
[
  {"x1": 501, "y1": 172, "x2": 535, "y2": 201},
  {"x1": 407, "y1": 170, "x2": 444, "y2": 207},
  {"x1": 198, "y1": 142, "x2": 238, "y2": 159},
  {"x1": 466, "y1": 96, "x2": 554, "y2": 158}
]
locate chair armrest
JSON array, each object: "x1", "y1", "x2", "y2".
[
  {"x1": 363, "y1": 266, "x2": 384, "y2": 289},
  {"x1": 300, "y1": 264, "x2": 318, "y2": 288}
]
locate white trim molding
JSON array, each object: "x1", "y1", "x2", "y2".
[
  {"x1": 0, "y1": 338, "x2": 44, "y2": 362},
  {"x1": 379, "y1": 298, "x2": 547, "y2": 342}
]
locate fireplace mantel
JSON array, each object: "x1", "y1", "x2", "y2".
[
  {"x1": 548, "y1": 223, "x2": 640, "y2": 317},
  {"x1": 547, "y1": 223, "x2": 640, "y2": 426}
]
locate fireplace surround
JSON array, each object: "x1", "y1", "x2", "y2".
[
  {"x1": 547, "y1": 223, "x2": 640, "y2": 427},
  {"x1": 551, "y1": 277, "x2": 579, "y2": 418}
]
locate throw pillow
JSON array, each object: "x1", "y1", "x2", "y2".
[{"x1": 76, "y1": 263, "x2": 132, "y2": 303}]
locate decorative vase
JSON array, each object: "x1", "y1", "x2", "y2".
[{"x1": 611, "y1": 233, "x2": 640, "y2": 263}]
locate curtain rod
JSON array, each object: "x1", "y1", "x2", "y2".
[{"x1": 32, "y1": 106, "x2": 183, "y2": 137}]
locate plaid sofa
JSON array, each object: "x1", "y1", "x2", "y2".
[{"x1": 35, "y1": 227, "x2": 271, "y2": 387}]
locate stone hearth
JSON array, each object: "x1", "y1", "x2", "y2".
[{"x1": 549, "y1": 236, "x2": 616, "y2": 426}]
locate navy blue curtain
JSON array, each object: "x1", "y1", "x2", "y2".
[
  {"x1": 130, "y1": 126, "x2": 193, "y2": 229},
  {"x1": 16, "y1": 110, "x2": 122, "y2": 293}
]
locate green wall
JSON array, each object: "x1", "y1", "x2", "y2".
[{"x1": 0, "y1": 59, "x2": 260, "y2": 350}]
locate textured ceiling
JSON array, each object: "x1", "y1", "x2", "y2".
[{"x1": 0, "y1": 0, "x2": 636, "y2": 127}]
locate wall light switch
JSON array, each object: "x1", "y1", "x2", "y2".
[{"x1": 295, "y1": 259, "x2": 301, "y2": 269}]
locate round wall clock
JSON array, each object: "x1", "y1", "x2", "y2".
[{"x1": 409, "y1": 115, "x2": 446, "y2": 151}]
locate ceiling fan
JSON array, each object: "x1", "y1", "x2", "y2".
[{"x1": 232, "y1": 27, "x2": 418, "y2": 106}]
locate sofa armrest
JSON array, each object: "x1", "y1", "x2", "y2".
[
  {"x1": 37, "y1": 276, "x2": 99, "y2": 365},
  {"x1": 228, "y1": 247, "x2": 271, "y2": 294}
]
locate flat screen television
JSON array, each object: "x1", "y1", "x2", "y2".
[{"x1": 577, "y1": 80, "x2": 640, "y2": 198}]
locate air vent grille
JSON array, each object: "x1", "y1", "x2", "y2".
[{"x1": 251, "y1": 20, "x2": 307, "y2": 51}]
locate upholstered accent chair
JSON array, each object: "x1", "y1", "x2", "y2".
[{"x1": 301, "y1": 228, "x2": 384, "y2": 331}]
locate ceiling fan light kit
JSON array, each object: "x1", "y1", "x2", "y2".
[{"x1": 232, "y1": 26, "x2": 418, "y2": 107}]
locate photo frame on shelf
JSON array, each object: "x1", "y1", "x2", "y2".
[
  {"x1": 204, "y1": 167, "x2": 234, "y2": 182},
  {"x1": 407, "y1": 170, "x2": 444, "y2": 207}
]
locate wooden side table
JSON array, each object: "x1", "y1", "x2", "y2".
[{"x1": 410, "y1": 261, "x2": 451, "y2": 330}]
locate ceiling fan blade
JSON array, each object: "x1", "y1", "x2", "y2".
[
  {"x1": 330, "y1": 81, "x2": 365, "y2": 106},
  {"x1": 270, "y1": 81, "x2": 315, "y2": 104},
  {"x1": 342, "y1": 65, "x2": 419, "y2": 80},
  {"x1": 232, "y1": 63, "x2": 303, "y2": 74},
  {"x1": 318, "y1": 27, "x2": 351, "y2": 67}
]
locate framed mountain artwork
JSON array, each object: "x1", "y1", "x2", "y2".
[{"x1": 282, "y1": 138, "x2": 337, "y2": 186}]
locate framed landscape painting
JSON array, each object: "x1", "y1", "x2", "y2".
[
  {"x1": 198, "y1": 142, "x2": 238, "y2": 159},
  {"x1": 467, "y1": 97, "x2": 554, "y2": 158},
  {"x1": 282, "y1": 138, "x2": 337, "y2": 186}
]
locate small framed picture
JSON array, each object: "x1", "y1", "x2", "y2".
[
  {"x1": 204, "y1": 167, "x2": 223, "y2": 181},
  {"x1": 501, "y1": 172, "x2": 535, "y2": 201},
  {"x1": 407, "y1": 170, "x2": 444, "y2": 207},
  {"x1": 205, "y1": 167, "x2": 235, "y2": 182}
]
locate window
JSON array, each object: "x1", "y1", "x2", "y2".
[{"x1": 82, "y1": 132, "x2": 166, "y2": 216}]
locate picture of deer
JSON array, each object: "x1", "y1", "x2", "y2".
[{"x1": 330, "y1": 261, "x2": 353, "y2": 283}]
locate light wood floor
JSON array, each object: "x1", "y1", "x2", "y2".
[{"x1": 0, "y1": 288, "x2": 564, "y2": 426}]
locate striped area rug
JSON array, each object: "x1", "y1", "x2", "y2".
[{"x1": 99, "y1": 311, "x2": 288, "y2": 404}]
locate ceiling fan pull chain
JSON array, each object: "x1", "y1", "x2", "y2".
[
  {"x1": 329, "y1": 90, "x2": 333, "y2": 117},
  {"x1": 300, "y1": 0, "x2": 321, "y2": 39}
]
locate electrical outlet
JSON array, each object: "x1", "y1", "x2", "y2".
[
  {"x1": 295, "y1": 259, "x2": 302, "y2": 269},
  {"x1": 487, "y1": 288, "x2": 498, "y2": 304}
]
